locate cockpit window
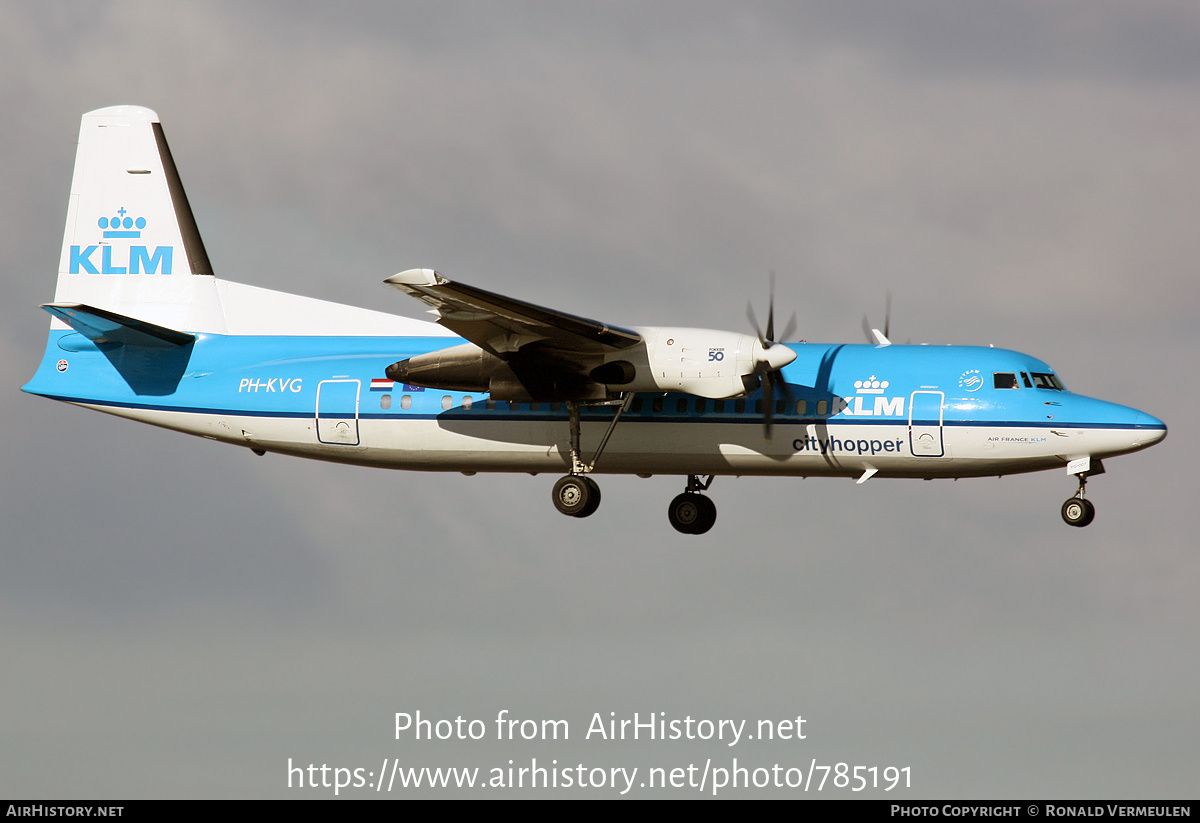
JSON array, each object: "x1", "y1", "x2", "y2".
[
  {"x1": 1030, "y1": 372, "x2": 1065, "y2": 390},
  {"x1": 993, "y1": 372, "x2": 1019, "y2": 389},
  {"x1": 1021, "y1": 372, "x2": 1032, "y2": 388}
]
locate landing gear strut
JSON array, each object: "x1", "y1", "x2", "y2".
[
  {"x1": 550, "y1": 394, "x2": 632, "y2": 519},
  {"x1": 668, "y1": 475, "x2": 717, "y2": 535},
  {"x1": 1061, "y1": 474, "x2": 1096, "y2": 527}
]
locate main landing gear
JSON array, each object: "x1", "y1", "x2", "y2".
[
  {"x1": 552, "y1": 475, "x2": 601, "y2": 518},
  {"x1": 1061, "y1": 473, "x2": 1096, "y2": 527},
  {"x1": 668, "y1": 475, "x2": 717, "y2": 535},
  {"x1": 551, "y1": 396, "x2": 629, "y2": 520},
  {"x1": 549, "y1": 397, "x2": 717, "y2": 534}
]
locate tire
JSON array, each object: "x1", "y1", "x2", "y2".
[
  {"x1": 577, "y1": 476, "x2": 602, "y2": 518},
  {"x1": 691, "y1": 494, "x2": 717, "y2": 535},
  {"x1": 552, "y1": 475, "x2": 597, "y2": 518},
  {"x1": 1061, "y1": 497, "x2": 1095, "y2": 527},
  {"x1": 668, "y1": 492, "x2": 716, "y2": 535}
]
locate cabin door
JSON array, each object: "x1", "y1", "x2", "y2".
[
  {"x1": 908, "y1": 390, "x2": 944, "y2": 457},
  {"x1": 316, "y1": 379, "x2": 361, "y2": 445}
]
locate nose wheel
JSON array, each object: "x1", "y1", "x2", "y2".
[
  {"x1": 1061, "y1": 473, "x2": 1096, "y2": 527},
  {"x1": 1061, "y1": 497, "x2": 1095, "y2": 527}
]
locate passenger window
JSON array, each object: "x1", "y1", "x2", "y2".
[
  {"x1": 754, "y1": 399, "x2": 764, "y2": 414},
  {"x1": 652, "y1": 397, "x2": 663, "y2": 413},
  {"x1": 817, "y1": 400, "x2": 827, "y2": 415},
  {"x1": 631, "y1": 397, "x2": 643, "y2": 413},
  {"x1": 677, "y1": 398, "x2": 688, "y2": 413},
  {"x1": 550, "y1": 402, "x2": 562, "y2": 412},
  {"x1": 993, "y1": 373, "x2": 1018, "y2": 389},
  {"x1": 776, "y1": 399, "x2": 786, "y2": 414},
  {"x1": 400, "y1": 394, "x2": 412, "y2": 410},
  {"x1": 442, "y1": 395, "x2": 453, "y2": 410},
  {"x1": 509, "y1": 401, "x2": 519, "y2": 410},
  {"x1": 485, "y1": 399, "x2": 496, "y2": 411},
  {"x1": 734, "y1": 399, "x2": 746, "y2": 414},
  {"x1": 462, "y1": 396, "x2": 473, "y2": 410},
  {"x1": 380, "y1": 393, "x2": 392, "y2": 410},
  {"x1": 796, "y1": 399, "x2": 807, "y2": 415},
  {"x1": 714, "y1": 399, "x2": 725, "y2": 413}
]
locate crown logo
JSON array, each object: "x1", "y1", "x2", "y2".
[
  {"x1": 98, "y1": 207, "x2": 146, "y2": 238},
  {"x1": 854, "y1": 376, "x2": 888, "y2": 394}
]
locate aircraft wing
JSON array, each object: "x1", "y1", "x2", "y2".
[{"x1": 384, "y1": 269, "x2": 642, "y2": 357}]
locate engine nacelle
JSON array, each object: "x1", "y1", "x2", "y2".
[
  {"x1": 622, "y1": 327, "x2": 775, "y2": 399},
  {"x1": 385, "y1": 343, "x2": 605, "y2": 402},
  {"x1": 386, "y1": 342, "x2": 496, "y2": 393},
  {"x1": 386, "y1": 327, "x2": 795, "y2": 402}
]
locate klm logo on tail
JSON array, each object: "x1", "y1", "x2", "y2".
[{"x1": 69, "y1": 208, "x2": 173, "y2": 274}]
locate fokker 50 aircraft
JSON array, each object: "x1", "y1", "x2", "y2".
[{"x1": 24, "y1": 106, "x2": 1167, "y2": 534}]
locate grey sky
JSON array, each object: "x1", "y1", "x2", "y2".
[{"x1": 1, "y1": 1, "x2": 1195, "y2": 797}]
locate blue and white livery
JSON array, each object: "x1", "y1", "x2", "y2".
[{"x1": 24, "y1": 106, "x2": 1168, "y2": 534}]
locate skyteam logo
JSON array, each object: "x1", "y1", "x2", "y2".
[
  {"x1": 959, "y1": 369, "x2": 983, "y2": 392},
  {"x1": 69, "y1": 207, "x2": 173, "y2": 274},
  {"x1": 837, "y1": 375, "x2": 905, "y2": 416}
]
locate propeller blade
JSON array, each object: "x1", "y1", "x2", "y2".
[
  {"x1": 862, "y1": 293, "x2": 894, "y2": 346},
  {"x1": 747, "y1": 301, "x2": 764, "y2": 344},
  {"x1": 779, "y1": 311, "x2": 797, "y2": 345},
  {"x1": 747, "y1": 272, "x2": 797, "y2": 440},
  {"x1": 772, "y1": 369, "x2": 792, "y2": 406},
  {"x1": 766, "y1": 271, "x2": 776, "y2": 344},
  {"x1": 762, "y1": 369, "x2": 774, "y2": 440}
]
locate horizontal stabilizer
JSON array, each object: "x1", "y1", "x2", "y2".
[{"x1": 43, "y1": 303, "x2": 195, "y2": 348}]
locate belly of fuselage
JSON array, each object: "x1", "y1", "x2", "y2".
[{"x1": 82, "y1": 403, "x2": 1101, "y2": 479}]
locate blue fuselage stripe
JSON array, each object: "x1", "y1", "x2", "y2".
[{"x1": 24, "y1": 331, "x2": 1162, "y2": 435}]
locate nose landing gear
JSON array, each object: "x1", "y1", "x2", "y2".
[
  {"x1": 1061, "y1": 472, "x2": 1096, "y2": 527},
  {"x1": 1061, "y1": 496, "x2": 1095, "y2": 527}
]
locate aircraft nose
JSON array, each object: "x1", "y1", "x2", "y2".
[{"x1": 1135, "y1": 411, "x2": 1167, "y2": 446}]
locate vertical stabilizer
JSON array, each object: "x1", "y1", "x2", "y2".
[{"x1": 54, "y1": 106, "x2": 226, "y2": 332}]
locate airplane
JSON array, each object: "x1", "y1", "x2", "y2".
[{"x1": 23, "y1": 106, "x2": 1168, "y2": 535}]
